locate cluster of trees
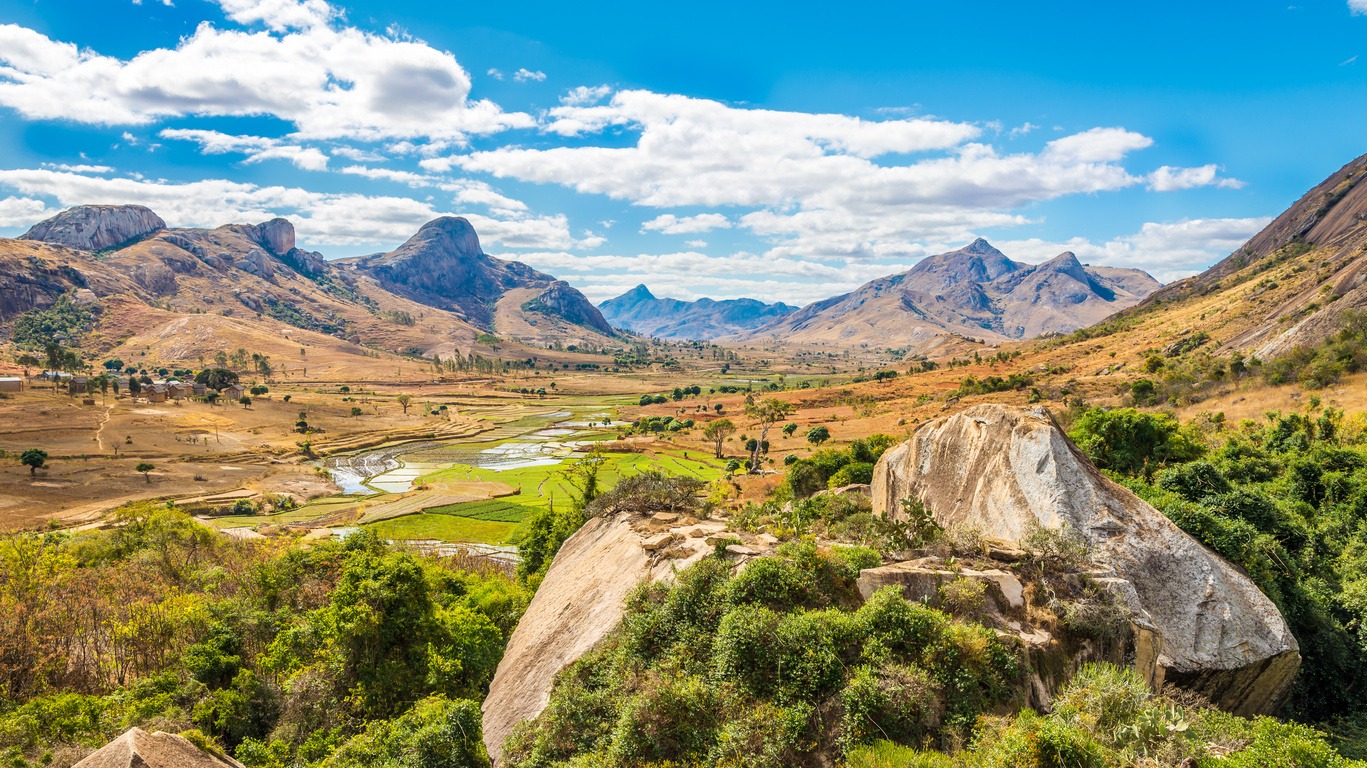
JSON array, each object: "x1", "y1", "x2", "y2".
[
  {"x1": 0, "y1": 504, "x2": 528, "y2": 766},
  {"x1": 785, "y1": 435, "x2": 898, "y2": 498}
]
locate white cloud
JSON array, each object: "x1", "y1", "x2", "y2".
[
  {"x1": 684, "y1": 239, "x2": 707, "y2": 248},
  {"x1": 329, "y1": 145, "x2": 385, "y2": 162},
  {"x1": 560, "y1": 84, "x2": 611, "y2": 106},
  {"x1": 1008, "y1": 122, "x2": 1038, "y2": 139},
  {"x1": 513, "y1": 68, "x2": 546, "y2": 82},
  {"x1": 0, "y1": 196, "x2": 53, "y2": 227},
  {"x1": 486, "y1": 67, "x2": 503, "y2": 80},
  {"x1": 40, "y1": 162, "x2": 114, "y2": 173},
  {"x1": 339, "y1": 164, "x2": 433, "y2": 187},
  {"x1": 640, "y1": 213, "x2": 731, "y2": 234},
  {"x1": 0, "y1": 18, "x2": 532, "y2": 141},
  {"x1": 455, "y1": 91, "x2": 1181, "y2": 261},
  {"x1": 1148, "y1": 164, "x2": 1244, "y2": 191},
  {"x1": 999, "y1": 216, "x2": 1270, "y2": 282},
  {"x1": 212, "y1": 0, "x2": 334, "y2": 32},
  {"x1": 1352, "y1": 0, "x2": 1367, "y2": 15},
  {"x1": 0, "y1": 167, "x2": 585, "y2": 251},
  {"x1": 161, "y1": 129, "x2": 329, "y2": 170}
]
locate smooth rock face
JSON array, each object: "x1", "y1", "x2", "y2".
[
  {"x1": 871, "y1": 404, "x2": 1300, "y2": 715},
  {"x1": 481, "y1": 514, "x2": 718, "y2": 762},
  {"x1": 22, "y1": 205, "x2": 165, "y2": 251},
  {"x1": 74, "y1": 727, "x2": 245, "y2": 768},
  {"x1": 253, "y1": 218, "x2": 296, "y2": 256}
]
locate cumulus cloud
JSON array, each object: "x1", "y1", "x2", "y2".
[
  {"x1": 213, "y1": 0, "x2": 334, "y2": 31},
  {"x1": 453, "y1": 92, "x2": 1200, "y2": 261},
  {"x1": 1352, "y1": 0, "x2": 1367, "y2": 15},
  {"x1": 0, "y1": 167, "x2": 583, "y2": 250},
  {"x1": 640, "y1": 213, "x2": 731, "y2": 234},
  {"x1": 513, "y1": 68, "x2": 547, "y2": 82},
  {"x1": 0, "y1": 16, "x2": 531, "y2": 141},
  {"x1": 560, "y1": 84, "x2": 612, "y2": 106},
  {"x1": 161, "y1": 129, "x2": 329, "y2": 170},
  {"x1": 0, "y1": 196, "x2": 54, "y2": 227},
  {"x1": 1148, "y1": 164, "x2": 1245, "y2": 191}
]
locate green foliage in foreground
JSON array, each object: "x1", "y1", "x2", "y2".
[
  {"x1": 10, "y1": 293, "x2": 96, "y2": 350},
  {"x1": 847, "y1": 664, "x2": 1363, "y2": 768},
  {"x1": 1073, "y1": 404, "x2": 1367, "y2": 738},
  {"x1": 502, "y1": 543, "x2": 1020, "y2": 768},
  {"x1": 0, "y1": 505, "x2": 528, "y2": 767}
]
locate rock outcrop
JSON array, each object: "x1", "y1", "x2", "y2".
[
  {"x1": 482, "y1": 513, "x2": 726, "y2": 762},
  {"x1": 22, "y1": 205, "x2": 165, "y2": 251},
  {"x1": 73, "y1": 727, "x2": 244, "y2": 768},
  {"x1": 871, "y1": 404, "x2": 1300, "y2": 715}
]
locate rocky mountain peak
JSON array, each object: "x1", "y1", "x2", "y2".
[
  {"x1": 1037, "y1": 251, "x2": 1090, "y2": 282},
  {"x1": 409, "y1": 216, "x2": 483, "y2": 259},
  {"x1": 253, "y1": 218, "x2": 296, "y2": 257},
  {"x1": 21, "y1": 205, "x2": 165, "y2": 251},
  {"x1": 623, "y1": 284, "x2": 656, "y2": 302}
]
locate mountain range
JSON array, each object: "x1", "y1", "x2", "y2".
[
  {"x1": 597, "y1": 285, "x2": 796, "y2": 340},
  {"x1": 0, "y1": 207, "x2": 615, "y2": 367},
  {"x1": 601, "y1": 240, "x2": 1160, "y2": 347}
]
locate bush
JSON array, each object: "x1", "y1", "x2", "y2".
[{"x1": 1067, "y1": 407, "x2": 1203, "y2": 478}]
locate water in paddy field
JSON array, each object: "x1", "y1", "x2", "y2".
[{"x1": 323, "y1": 407, "x2": 611, "y2": 491}]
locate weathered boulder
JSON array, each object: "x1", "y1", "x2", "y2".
[
  {"x1": 871, "y1": 404, "x2": 1300, "y2": 715},
  {"x1": 73, "y1": 727, "x2": 244, "y2": 768},
  {"x1": 857, "y1": 559, "x2": 1025, "y2": 610},
  {"x1": 22, "y1": 205, "x2": 165, "y2": 251},
  {"x1": 482, "y1": 514, "x2": 720, "y2": 762}
]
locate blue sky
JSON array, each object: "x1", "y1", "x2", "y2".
[{"x1": 0, "y1": 0, "x2": 1364, "y2": 304}]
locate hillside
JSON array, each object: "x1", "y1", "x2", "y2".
[
  {"x1": 734, "y1": 239, "x2": 1159, "y2": 349},
  {"x1": 2, "y1": 207, "x2": 619, "y2": 368},
  {"x1": 597, "y1": 284, "x2": 797, "y2": 340}
]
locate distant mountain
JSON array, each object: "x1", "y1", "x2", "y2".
[
  {"x1": 598, "y1": 285, "x2": 796, "y2": 340},
  {"x1": 344, "y1": 217, "x2": 614, "y2": 337},
  {"x1": 735, "y1": 239, "x2": 1160, "y2": 348}
]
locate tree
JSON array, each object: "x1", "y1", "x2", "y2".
[
  {"x1": 195, "y1": 368, "x2": 239, "y2": 391},
  {"x1": 807, "y1": 425, "x2": 831, "y2": 445},
  {"x1": 96, "y1": 375, "x2": 110, "y2": 404},
  {"x1": 239, "y1": 396, "x2": 252, "y2": 408},
  {"x1": 1067, "y1": 407, "x2": 1203, "y2": 479},
  {"x1": 103, "y1": 358, "x2": 123, "y2": 371},
  {"x1": 135, "y1": 462, "x2": 155, "y2": 483},
  {"x1": 744, "y1": 398, "x2": 794, "y2": 473},
  {"x1": 782, "y1": 422, "x2": 798, "y2": 437},
  {"x1": 127, "y1": 377, "x2": 142, "y2": 397},
  {"x1": 703, "y1": 418, "x2": 736, "y2": 459},
  {"x1": 16, "y1": 354, "x2": 40, "y2": 377},
  {"x1": 249, "y1": 385, "x2": 268, "y2": 396},
  {"x1": 397, "y1": 394, "x2": 412, "y2": 415},
  {"x1": 20, "y1": 449, "x2": 47, "y2": 476}
]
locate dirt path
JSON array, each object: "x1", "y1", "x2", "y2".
[{"x1": 94, "y1": 403, "x2": 116, "y2": 452}]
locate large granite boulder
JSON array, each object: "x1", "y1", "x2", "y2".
[
  {"x1": 871, "y1": 404, "x2": 1299, "y2": 716},
  {"x1": 22, "y1": 205, "x2": 165, "y2": 251},
  {"x1": 73, "y1": 727, "x2": 244, "y2": 768},
  {"x1": 482, "y1": 513, "x2": 724, "y2": 763}
]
